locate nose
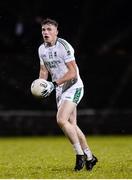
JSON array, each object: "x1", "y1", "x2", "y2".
[{"x1": 42, "y1": 29, "x2": 48, "y2": 35}]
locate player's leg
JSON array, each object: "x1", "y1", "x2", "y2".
[
  {"x1": 56, "y1": 100, "x2": 85, "y2": 170},
  {"x1": 69, "y1": 108, "x2": 92, "y2": 157},
  {"x1": 69, "y1": 107, "x2": 98, "y2": 170},
  {"x1": 57, "y1": 100, "x2": 83, "y2": 151},
  {"x1": 76, "y1": 125, "x2": 98, "y2": 170}
]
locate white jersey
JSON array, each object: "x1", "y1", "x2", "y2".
[{"x1": 38, "y1": 38, "x2": 83, "y2": 91}]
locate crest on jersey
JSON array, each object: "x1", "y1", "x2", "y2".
[
  {"x1": 49, "y1": 52, "x2": 53, "y2": 59},
  {"x1": 54, "y1": 51, "x2": 57, "y2": 57}
]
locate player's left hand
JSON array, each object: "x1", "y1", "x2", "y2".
[{"x1": 42, "y1": 81, "x2": 55, "y2": 97}]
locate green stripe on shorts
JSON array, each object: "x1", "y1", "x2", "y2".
[{"x1": 73, "y1": 88, "x2": 82, "y2": 104}]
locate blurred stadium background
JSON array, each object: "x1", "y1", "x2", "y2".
[{"x1": 0, "y1": 0, "x2": 132, "y2": 136}]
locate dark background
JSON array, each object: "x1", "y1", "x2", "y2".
[{"x1": 0, "y1": 0, "x2": 132, "y2": 135}]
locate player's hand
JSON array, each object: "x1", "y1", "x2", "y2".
[{"x1": 41, "y1": 81, "x2": 55, "y2": 97}]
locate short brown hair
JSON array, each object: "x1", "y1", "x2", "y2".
[{"x1": 41, "y1": 18, "x2": 58, "y2": 28}]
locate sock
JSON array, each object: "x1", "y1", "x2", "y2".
[
  {"x1": 83, "y1": 148, "x2": 93, "y2": 160},
  {"x1": 73, "y1": 143, "x2": 84, "y2": 155}
]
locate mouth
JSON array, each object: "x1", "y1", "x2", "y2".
[{"x1": 44, "y1": 35, "x2": 49, "y2": 40}]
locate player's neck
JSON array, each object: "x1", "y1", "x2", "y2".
[{"x1": 45, "y1": 37, "x2": 58, "y2": 47}]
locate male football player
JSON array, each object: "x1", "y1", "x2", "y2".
[{"x1": 38, "y1": 18, "x2": 98, "y2": 171}]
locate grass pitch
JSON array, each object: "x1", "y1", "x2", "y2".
[{"x1": 0, "y1": 135, "x2": 131, "y2": 179}]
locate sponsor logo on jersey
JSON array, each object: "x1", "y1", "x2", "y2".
[{"x1": 44, "y1": 60, "x2": 61, "y2": 68}]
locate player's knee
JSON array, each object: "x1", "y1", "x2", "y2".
[{"x1": 56, "y1": 113, "x2": 66, "y2": 128}]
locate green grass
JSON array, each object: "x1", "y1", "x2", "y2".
[{"x1": 0, "y1": 135, "x2": 131, "y2": 179}]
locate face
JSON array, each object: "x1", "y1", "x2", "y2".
[{"x1": 42, "y1": 23, "x2": 58, "y2": 46}]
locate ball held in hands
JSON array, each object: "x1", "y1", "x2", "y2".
[{"x1": 31, "y1": 78, "x2": 55, "y2": 98}]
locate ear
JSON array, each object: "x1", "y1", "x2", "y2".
[{"x1": 56, "y1": 29, "x2": 58, "y2": 36}]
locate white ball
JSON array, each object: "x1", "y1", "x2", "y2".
[{"x1": 31, "y1": 78, "x2": 49, "y2": 98}]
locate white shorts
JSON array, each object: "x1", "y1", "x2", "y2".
[{"x1": 56, "y1": 86, "x2": 84, "y2": 108}]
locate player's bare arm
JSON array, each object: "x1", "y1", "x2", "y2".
[
  {"x1": 56, "y1": 60, "x2": 77, "y2": 85},
  {"x1": 39, "y1": 64, "x2": 48, "y2": 80}
]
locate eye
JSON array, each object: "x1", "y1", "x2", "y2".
[
  {"x1": 47, "y1": 28, "x2": 52, "y2": 31},
  {"x1": 42, "y1": 28, "x2": 45, "y2": 31}
]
